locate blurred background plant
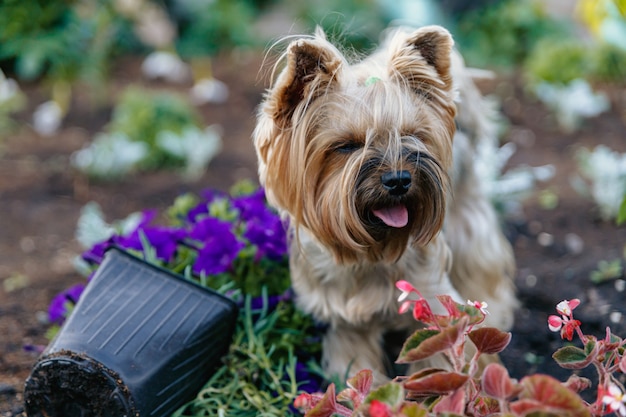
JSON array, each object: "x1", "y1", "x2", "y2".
[
  {"x1": 71, "y1": 86, "x2": 222, "y2": 180},
  {"x1": 0, "y1": 69, "x2": 26, "y2": 136},
  {"x1": 572, "y1": 145, "x2": 626, "y2": 222}
]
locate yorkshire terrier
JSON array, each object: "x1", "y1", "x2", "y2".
[{"x1": 253, "y1": 26, "x2": 517, "y2": 382}]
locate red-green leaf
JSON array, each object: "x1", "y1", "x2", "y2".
[
  {"x1": 397, "y1": 317, "x2": 468, "y2": 363},
  {"x1": 365, "y1": 381, "x2": 405, "y2": 409},
  {"x1": 338, "y1": 369, "x2": 373, "y2": 408},
  {"x1": 562, "y1": 375, "x2": 592, "y2": 393},
  {"x1": 399, "y1": 402, "x2": 429, "y2": 417},
  {"x1": 473, "y1": 396, "x2": 501, "y2": 415},
  {"x1": 347, "y1": 369, "x2": 373, "y2": 396},
  {"x1": 469, "y1": 327, "x2": 512, "y2": 354},
  {"x1": 552, "y1": 346, "x2": 595, "y2": 370},
  {"x1": 397, "y1": 329, "x2": 440, "y2": 363},
  {"x1": 404, "y1": 370, "x2": 468, "y2": 395},
  {"x1": 436, "y1": 295, "x2": 462, "y2": 318},
  {"x1": 481, "y1": 363, "x2": 518, "y2": 400},
  {"x1": 511, "y1": 374, "x2": 591, "y2": 417},
  {"x1": 432, "y1": 387, "x2": 466, "y2": 415},
  {"x1": 303, "y1": 384, "x2": 339, "y2": 417}
]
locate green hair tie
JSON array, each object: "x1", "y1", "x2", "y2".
[{"x1": 365, "y1": 76, "x2": 381, "y2": 86}]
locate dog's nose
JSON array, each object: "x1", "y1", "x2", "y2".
[{"x1": 381, "y1": 170, "x2": 411, "y2": 195}]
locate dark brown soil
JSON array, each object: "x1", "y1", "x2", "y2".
[
  {"x1": 1, "y1": 55, "x2": 625, "y2": 415},
  {"x1": 23, "y1": 350, "x2": 136, "y2": 417}
]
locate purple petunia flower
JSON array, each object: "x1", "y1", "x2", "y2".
[
  {"x1": 116, "y1": 226, "x2": 186, "y2": 262},
  {"x1": 48, "y1": 283, "x2": 86, "y2": 325},
  {"x1": 190, "y1": 217, "x2": 244, "y2": 275},
  {"x1": 232, "y1": 188, "x2": 268, "y2": 222},
  {"x1": 232, "y1": 189, "x2": 288, "y2": 260},
  {"x1": 187, "y1": 189, "x2": 227, "y2": 223},
  {"x1": 81, "y1": 238, "x2": 115, "y2": 264},
  {"x1": 244, "y1": 217, "x2": 287, "y2": 261}
]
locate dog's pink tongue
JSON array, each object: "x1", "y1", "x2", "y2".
[{"x1": 372, "y1": 205, "x2": 409, "y2": 228}]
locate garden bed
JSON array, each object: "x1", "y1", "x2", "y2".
[{"x1": 0, "y1": 53, "x2": 625, "y2": 415}]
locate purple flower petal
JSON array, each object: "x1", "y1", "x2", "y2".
[
  {"x1": 190, "y1": 218, "x2": 244, "y2": 275},
  {"x1": 48, "y1": 283, "x2": 86, "y2": 325}
]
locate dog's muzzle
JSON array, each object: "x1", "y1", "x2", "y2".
[{"x1": 381, "y1": 170, "x2": 411, "y2": 196}]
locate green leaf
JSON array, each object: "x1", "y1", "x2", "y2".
[
  {"x1": 397, "y1": 317, "x2": 468, "y2": 363},
  {"x1": 397, "y1": 329, "x2": 440, "y2": 362},
  {"x1": 365, "y1": 382, "x2": 405, "y2": 408},
  {"x1": 469, "y1": 327, "x2": 512, "y2": 354},
  {"x1": 552, "y1": 346, "x2": 595, "y2": 369},
  {"x1": 399, "y1": 402, "x2": 429, "y2": 417}
]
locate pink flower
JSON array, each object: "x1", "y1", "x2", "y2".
[
  {"x1": 412, "y1": 299, "x2": 435, "y2": 322},
  {"x1": 293, "y1": 393, "x2": 312, "y2": 410},
  {"x1": 369, "y1": 400, "x2": 391, "y2": 417},
  {"x1": 396, "y1": 280, "x2": 418, "y2": 302},
  {"x1": 396, "y1": 280, "x2": 434, "y2": 322},
  {"x1": 601, "y1": 384, "x2": 626, "y2": 416},
  {"x1": 467, "y1": 300, "x2": 489, "y2": 315},
  {"x1": 548, "y1": 299, "x2": 582, "y2": 341}
]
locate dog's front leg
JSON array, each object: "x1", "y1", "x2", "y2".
[{"x1": 322, "y1": 323, "x2": 390, "y2": 384}]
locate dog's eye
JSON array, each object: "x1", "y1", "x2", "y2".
[{"x1": 335, "y1": 142, "x2": 362, "y2": 153}]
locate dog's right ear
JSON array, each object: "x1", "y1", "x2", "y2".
[{"x1": 265, "y1": 37, "x2": 343, "y2": 126}]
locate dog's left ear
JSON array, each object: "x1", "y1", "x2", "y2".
[
  {"x1": 389, "y1": 26, "x2": 454, "y2": 95},
  {"x1": 265, "y1": 36, "x2": 343, "y2": 127}
]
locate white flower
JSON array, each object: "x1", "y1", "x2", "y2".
[
  {"x1": 190, "y1": 78, "x2": 229, "y2": 104},
  {"x1": 156, "y1": 125, "x2": 222, "y2": 180},
  {"x1": 33, "y1": 100, "x2": 63, "y2": 136},
  {"x1": 141, "y1": 51, "x2": 191, "y2": 84},
  {"x1": 71, "y1": 132, "x2": 148, "y2": 178},
  {"x1": 602, "y1": 384, "x2": 626, "y2": 416},
  {"x1": 575, "y1": 145, "x2": 626, "y2": 220},
  {"x1": 534, "y1": 79, "x2": 610, "y2": 132},
  {"x1": 75, "y1": 201, "x2": 144, "y2": 248},
  {"x1": 473, "y1": 135, "x2": 554, "y2": 211}
]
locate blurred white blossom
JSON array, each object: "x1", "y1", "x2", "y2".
[
  {"x1": 33, "y1": 100, "x2": 63, "y2": 136},
  {"x1": 0, "y1": 71, "x2": 21, "y2": 104},
  {"x1": 533, "y1": 79, "x2": 610, "y2": 132},
  {"x1": 113, "y1": 0, "x2": 143, "y2": 17},
  {"x1": 73, "y1": 201, "x2": 145, "y2": 275},
  {"x1": 75, "y1": 202, "x2": 144, "y2": 249},
  {"x1": 574, "y1": 145, "x2": 626, "y2": 220},
  {"x1": 190, "y1": 78, "x2": 229, "y2": 104},
  {"x1": 71, "y1": 132, "x2": 148, "y2": 178},
  {"x1": 475, "y1": 139, "x2": 555, "y2": 213},
  {"x1": 142, "y1": 51, "x2": 191, "y2": 83},
  {"x1": 156, "y1": 125, "x2": 222, "y2": 180},
  {"x1": 134, "y1": 3, "x2": 176, "y2": 48}
]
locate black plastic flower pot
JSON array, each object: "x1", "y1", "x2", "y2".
[{"x1": 24, "y1": 247, "x2": 238, "y2": 417}]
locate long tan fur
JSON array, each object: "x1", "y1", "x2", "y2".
[{"x1": 253, "y1": 25, "x2": 517, "y2": 383}]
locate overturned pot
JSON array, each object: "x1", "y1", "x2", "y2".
[{"x1": 24, "y1": 247, "x2": 238, "y2": 417}]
